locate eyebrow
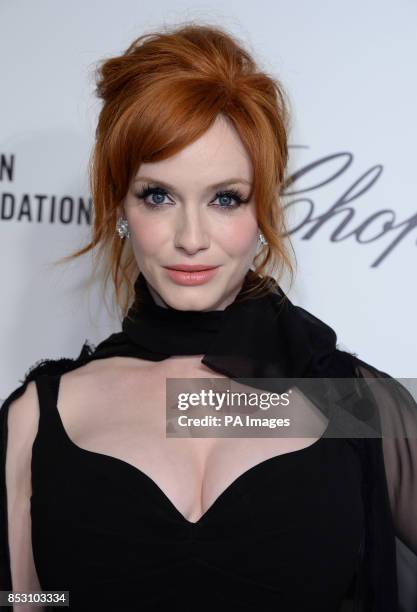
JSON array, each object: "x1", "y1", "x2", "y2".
[{"x1": 133, "y1": 176, "x2": 252, "y2": 194}]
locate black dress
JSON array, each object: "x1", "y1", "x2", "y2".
[
  {"x1": 30, "y1": 373, "x2": 364, "y2": 611},
  {"x1": 1, "y1": 269, "x2": 416, "y2": 611}
]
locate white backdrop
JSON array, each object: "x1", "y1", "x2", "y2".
[{"x1": 1, "y1": 0, "x2": 416, "y2": 399}]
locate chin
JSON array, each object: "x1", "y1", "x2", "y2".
[
  {"x1": 168, "y1": 293, "x2": 218, "y2": 312},
  {"x1": 161, "y1": 285, "x2": 223, "y2": 312}
]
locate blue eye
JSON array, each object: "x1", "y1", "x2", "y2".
[
  {"x1": 135, "y1": 186, "x2": 170, "y2": 208},
  {"x1": 213, "y1": 190, "x2": 246, "y2": 209}
]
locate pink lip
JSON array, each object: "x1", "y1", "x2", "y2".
[
  {"x1": 166, "y1": 264, "x2": 218, "y2": 271},
  {"x1": 165, "y1": 266, "x2": 219, "y2": 286}
]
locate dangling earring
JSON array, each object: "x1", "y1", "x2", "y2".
[
  {"x1": 258, "y1": 231, "x2": 267, "y2": 246},
  {"x1": 116, "y1": 216, "x2": 130, "y2": 239}
]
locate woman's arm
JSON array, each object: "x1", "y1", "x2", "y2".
[{"x1": 5, "y1": 381, "x2": 44, "y2": 612}]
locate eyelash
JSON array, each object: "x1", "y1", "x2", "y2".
[{"x1": 134, "y1": 183, "x2": 249, "y2": 211}]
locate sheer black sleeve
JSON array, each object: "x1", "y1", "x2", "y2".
[{"x1": 352, "y1": 357, "x2": 417, "y2": 556}]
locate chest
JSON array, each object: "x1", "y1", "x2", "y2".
[{"x1": 57, "y1": 356, "x2": 329, "y2": 523}]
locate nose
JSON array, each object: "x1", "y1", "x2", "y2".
[{"x1": 173, "y1": 207, "x2": 210, "y2": 254}]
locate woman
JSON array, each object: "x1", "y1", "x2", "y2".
[{"x1": 1, "y1": 23, "x2": 416, "y2": 612}]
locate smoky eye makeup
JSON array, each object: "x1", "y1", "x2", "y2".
[
  {"x1": 134, "y1": 183, "x2": 170, "y2": 203},
  {"x1": 133, "y1": 182, "x2": 250, "y2": 211}
]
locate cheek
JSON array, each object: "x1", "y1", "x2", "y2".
[
  {"x1": 219, "y1": 215, "x2": 258, "y2": 254},
  {"x1": 129, "y1": 217, "x2": 168, "y2": 256}
]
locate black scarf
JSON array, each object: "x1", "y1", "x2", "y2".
[{"x1": 88, "y1": 268, "x2": 351, "y2": 382}]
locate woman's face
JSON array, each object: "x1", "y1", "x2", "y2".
[{"x1": 122, "y1": 114, "x2": 259, "y2": 311}]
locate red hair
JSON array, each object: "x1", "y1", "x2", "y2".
[{"x1": 56, "y1": 21, "x2": 296, "y2": 316}]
